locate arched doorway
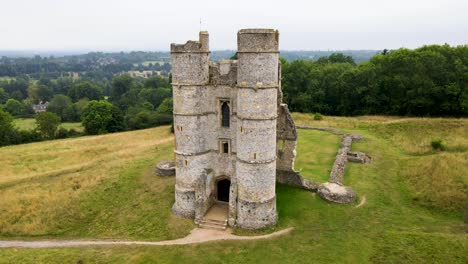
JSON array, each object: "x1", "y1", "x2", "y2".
[{"x1": 217, "y1": 179, "x2": 230, "y2": 202}]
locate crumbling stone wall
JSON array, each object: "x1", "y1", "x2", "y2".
[
  {"x1": 329, "y1": 134, "x2": 353, "y2": 184},
  {"x1": 280, "y1": 125, "x2": 371, "y2": 204},
  {"x1": 318, "y1": 133, "x2": 365, "y2": 203},
  {"x1": 276, "y1": 104, "x2": 297, "y2": 172}
]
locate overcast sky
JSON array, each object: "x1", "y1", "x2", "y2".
[{"x1": 0, "y1": 0, "x2": 467, "y2": 51}]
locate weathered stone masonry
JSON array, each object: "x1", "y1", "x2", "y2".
[{"x1": 171, "y1": 29, "x2": 294, "y2": 229}]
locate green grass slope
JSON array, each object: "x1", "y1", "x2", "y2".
[{"x1": 0, "y1": 115, "x2": 466, "y2": 263}]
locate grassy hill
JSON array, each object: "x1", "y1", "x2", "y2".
[{"x1": 0, "y1": 115, "x2": 466, "y2": 263}]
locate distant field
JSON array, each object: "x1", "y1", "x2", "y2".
[
  {"x1": 0, "y1": 115, "x2": 466, "y2": 263},
  {"x1": 14, "y1": 118, "x2": 84, "y2": 132}
]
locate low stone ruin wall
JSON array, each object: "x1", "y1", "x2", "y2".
[
  {"x1": 347, "y1": 151, "x2": 372, "y2": 164},
  {"x1": 155, "y1": 161, "x2": 176, "y2": 176},
  {"x1": 276, "y1": 170, "x2": 320, "y2": 192},
  {"x1": 328, "y1": 134, "x2": 363, "y2": 184},
  {"x1": 278, "y1": 126, "x2": 371, "y2": 204}
]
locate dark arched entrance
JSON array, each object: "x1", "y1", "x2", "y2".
[{"x1": 217, "y1": 179, "x2": 230, "y2": 202}]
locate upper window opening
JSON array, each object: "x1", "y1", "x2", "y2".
[{"x1": 221, "y1": 101, "x2": 230, "y2": 127}]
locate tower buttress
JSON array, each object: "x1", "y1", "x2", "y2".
[
  {"x1": 171, "y1": 32, "x2": 210, "y2": 218},
  {"x1": 235, "y1": 29, "x2": 280, "y2": 229}
]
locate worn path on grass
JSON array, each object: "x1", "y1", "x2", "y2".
[{"x1": 0, "y1": 227, "x2": 294, "y2": 248}]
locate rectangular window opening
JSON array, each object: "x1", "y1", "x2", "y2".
[{"x1": 219, "y1": 140, "x2": 230, "y2": 154}]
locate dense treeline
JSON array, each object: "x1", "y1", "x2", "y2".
[
  {"x1": 0, "y1": 73, "x2": 173, "y2": 146},
  {"x1": 282, "y1": 45, "x2": 467, "y2": 116}
]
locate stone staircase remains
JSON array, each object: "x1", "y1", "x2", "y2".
[{"x1": 199, "y1": 218, "x2": 228, "y2": 230}]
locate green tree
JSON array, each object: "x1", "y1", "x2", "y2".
[
  {"x1": 0, "y1": 108, "x2": 17, "y2": 146},
  {"x1": 47, "y1": 94, "x2": 72, "y2": 120},
  {"x1": 111, "y1": 74, "x2": 134, "y2": 100},
  {"x1": 35, "y1": 112, "x2": 61, "y2": 139},
  {"x1": 28, "y1": 84, "x2": 53, "y2": 103},
  {"x1": 54, "y1": 77, "x2": 74, "y2": 95},
  {"x1": 317, "y1": 53, "x2": 356, "y2": 65},
  {"x1": 107, "y1": 105, "x2": 126, "y2": 132},
  {"x1": 68, "y1": 81, "x2": 103, "y2": 102},
  {"x1": 144, "y1": 75, "x2": 170, "y2": 89},
  {"x1": 5, "y1": 99, "x2": 23, "y2": 116},
  {"x1": 81, "y1": 100, "x2": 124, "y2": 134},
  {"x1": 0, "y1": 88, "x2": 9, "y2": 104},
  {"x1": 138, "y1": 88, "x2": 171, "y2": 108},
  {"x1": 156, "y1": 98, "x2": 173, "y2": 114},
  {"x1": 64, "y1": 98, "x2": 89, "y2": 122},
  {"x1": 10, "y1": 91, "x2": 24, "y2": 101}
]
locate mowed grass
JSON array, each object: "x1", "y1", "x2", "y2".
[
  {"x1": 0, "y1": 115, "x2": 467, "y2": 263},
  {"x1": 294, "y1": 129, "x2": 341, "y2": 182},
  {"x1": 13, "y1": 118, "x2": 84, "y2": 132}
]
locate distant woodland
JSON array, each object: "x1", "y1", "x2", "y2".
[{"x1": 282, "y1": 45, "x2": 467, "y2": 116}]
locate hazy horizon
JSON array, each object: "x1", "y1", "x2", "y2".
[{"x1": 0, "y1": 0, "x2": 467, "y2": 51}]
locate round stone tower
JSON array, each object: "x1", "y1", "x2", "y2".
[
  {"x1": 171, "y1": 32, "x2": 210, "y2": 218},
  {"x1": 235, "y1": 29, "x2": 279, "y2": 229}
]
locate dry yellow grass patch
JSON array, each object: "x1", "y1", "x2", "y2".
[
  {"x1": 0, "y1": 127, "x2": 174, "y2": 236},
  {"x1": 405, "y1": 152, "x2": 468, "y2": 211},
  {"x1": 0, "y1": 127, "x2": 172, "y2": 185}
]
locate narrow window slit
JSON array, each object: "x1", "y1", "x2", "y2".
[{"x1": 221, "y1": 101, "x2": 230, "y2": 127}]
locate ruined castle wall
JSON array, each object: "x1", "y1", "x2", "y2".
[
  {"x1": 235, "y1": 29, "x2": 279, "y2": 229},
  {"x1": 171, "y1": 29, "x2": 295, "y2": 230},
  {"x1": 276, "y1": 104, "x2": 298, "y2": 172}
]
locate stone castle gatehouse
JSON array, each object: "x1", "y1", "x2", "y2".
[{"x1": 171, "y1": 29, "x2": 297, "y2": 230}]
